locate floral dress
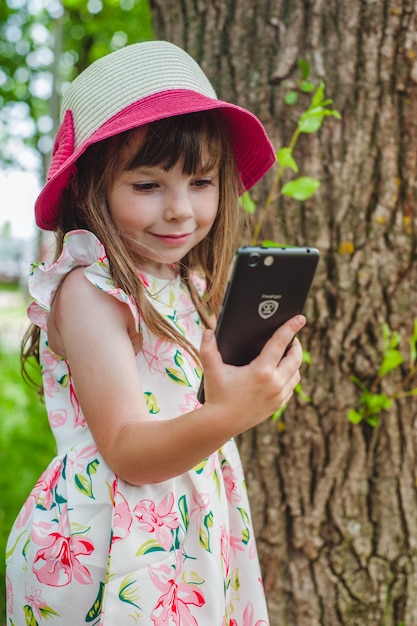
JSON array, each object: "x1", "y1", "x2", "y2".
[{"x1": 5, "y1": 230, "x2": 270, "y2": 625}]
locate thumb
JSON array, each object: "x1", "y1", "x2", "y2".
[{"x1": 199, "y1": 329, "x2": 223, "y2": 375}]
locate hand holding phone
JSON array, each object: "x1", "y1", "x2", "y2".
[{"x1": 197, "y1": 245, "x2": 319, "y2": 403}]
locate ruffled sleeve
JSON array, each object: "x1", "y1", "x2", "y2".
[{"x1": 27, "y1": 229, "x2": 140, "y2": 332}]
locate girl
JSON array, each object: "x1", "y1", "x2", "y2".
[{"x1": 6, "y1": 41, "x2": 306, "y2": 625}]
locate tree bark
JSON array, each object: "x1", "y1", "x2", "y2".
[{"x1": 150, "y1": 1, "x2": 417, "y2": 624}]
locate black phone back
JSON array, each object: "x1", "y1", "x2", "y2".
[{"x1": 215, "y1": 246, "x2": 320, "y2": 366}]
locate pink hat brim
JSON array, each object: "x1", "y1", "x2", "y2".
[{"x1": 35, "y1": 89, "x2": 275, "y2": 230}]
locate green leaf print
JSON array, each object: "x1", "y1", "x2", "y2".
[
  {"x1": 231, "y1": 568, "x2": 240, "y2": 592},
  {"x1": 165, "y1": 350, "x2": 192, "y2": 386},
  {"x1": 179, "y1": 495, "x2": 189, "y2": 530},
  {"x1": 57, "y1": 373, "x2": 69, "y2": 387},
  {"x1": 166, "y1": 367, "x2": 191, "y2": 386},
  {"x1": 87, "y1": 459, "x2": 99, "y2": 476},
  {"x1": 23, "y1": 605, "x2": 39, "y2": 626},
  {"x1": 199, "y1": 512, "x2": 214, "y2": 552},
  {"x1": 86, "y1": 581, "x2": 105, "y2": 622},
  {"x1": 74, "y1": 473, "x2": 94, "y2": 499},
  {"x1": 174, "y1": 350, "x2": 185, "y2": 368},
  {"x1": 194, "y1": 458, "x2": 208, "y2": 474},
  {"x1": 74, "y1": 459, "x2": 99, "y2": 498},
  {"x1": 238, "y1": 507, "x2": 251, "y2": 545},
  {"x1": 119, "y1": 575, "x2": 142, "y2": 610},
  {"x1": 39, "y1": 606, "x2": 60, "y2": 619},
  {"x1": 5, "y1": 530, "x2": 27, "y2": 561},
  {"x1": 136, "y1": 539, "x2": 165, "y2": 556},
  {"x1": 144, "y1": 391, "x2": 160, "y2": 414}
]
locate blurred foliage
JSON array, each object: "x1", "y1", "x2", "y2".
[
  {"x1": 0, "y1": 345, "x2": 56, "y2": 622},
  {"x1": 0, "y1": 0, "x2": 153, "y2": 174}
]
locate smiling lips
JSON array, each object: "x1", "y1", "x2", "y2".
[{"x1": 150, "y1": 232, "x2": 192, "y2": 244}]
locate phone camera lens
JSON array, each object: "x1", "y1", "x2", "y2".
[{"x1": 248, "y1": 253, "x2": 260, "y2": 267}]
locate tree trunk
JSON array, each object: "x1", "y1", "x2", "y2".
[{"x1": 150, "y1": 1, "x2": 417, "y2": 624}]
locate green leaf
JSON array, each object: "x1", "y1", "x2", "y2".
[
  {"x1": 294, "y1": 382, "x2": 311, "y2": 403},
  {"x1": 300, "y1": 80, "x2": 315, "y2": 93},
  {"x1": 364, "y1": 393, "x2": 392, "y2": 412},
  {"x1": 277, "y1": 147, "x2": 298, "y2": 172},
  {"x1": 284, "y1": 91, "x2": 298, "y2": 106},
  {"x1": 298, "y1": 110, "x2": 325, "y2": 133},
  {"x1": 349, "y1": 375, "x2": 367, "y2": 392},
  {"x1": 239, "y1": 191, "x2": 256, "y2": 214},
  {"x1": 378, "y1": 350, "x2": 404, "y2": 377},
  {"x1": 281, "y1": 176, "x2": 321, "y2": 201},
  {"x1": 348, "y1": 409, "x2": 363, "y2": 424},
  {"x1": 297, "y1": 58, "x2": 311, "y2": 79},
  {"x1": 310, "y1": 82, "x2": 326, "y2": 108},
  {"x1": 366, "y1": 415, "x2": 380, "y2": 428},
  {"x1": 302, "y1": 350, "x2": 312, "y2": 365},
  {"x1": 271, "y1": 405, "x2": 287, "y2": 421}
]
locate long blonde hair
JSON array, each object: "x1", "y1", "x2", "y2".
[{"x1": 22, "y1": 111, "x2": 243, "y2": 390}]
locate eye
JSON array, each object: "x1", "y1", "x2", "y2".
[
  {"x1": 192, "y1": 178, "x2": 214, "y2": 189},
  {"x1": 132, "y1": 182, "x2": 159, "y2": 192}
]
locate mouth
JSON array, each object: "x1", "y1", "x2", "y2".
[{"x1": 149, "y1": 232, "x2": 192, "y2": 245}]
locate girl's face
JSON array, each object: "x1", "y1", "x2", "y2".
[{"x1": 108, "y1": 128, "x2": 220, "y2": 278}]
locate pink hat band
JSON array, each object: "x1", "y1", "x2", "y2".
[{"x1": 35, "y1": 42, "x2": 276, "y2": 230}]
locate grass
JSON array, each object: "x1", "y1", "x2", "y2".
[{"x1": 0, "y1": 287, "x2": 56, "y2": 623}]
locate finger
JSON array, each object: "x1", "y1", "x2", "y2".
[
  {"x1": 199, "y1": 329, "x2": 223, "y2": 378},
  {"x1": 256, "y1": 315, "x2": 306, "y2": 365}
]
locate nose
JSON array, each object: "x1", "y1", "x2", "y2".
[{"x1": 164, "y1": 184, "x2": 194, "y2": 221}]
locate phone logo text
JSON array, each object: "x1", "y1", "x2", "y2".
[{"x1": 258, "y1": 300, "x2": 279, "y2": 319}]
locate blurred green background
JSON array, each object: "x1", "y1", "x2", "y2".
[
  {"x1": 0, "y1": 282, "x2": 55, "y2": 622},
  {"x1": 1, "y1": 1, "x2": 154, "y2": 621}
]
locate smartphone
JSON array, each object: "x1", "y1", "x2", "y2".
[{"x1": 197, "y1": 245, "x2": 320, "y2": 403}]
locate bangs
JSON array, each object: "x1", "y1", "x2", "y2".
[{"x1": 125, "y1": 110, "x2": 230, "y2": 175}]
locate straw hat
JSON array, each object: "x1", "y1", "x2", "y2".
[{"x1": 35, "y1": 40, "x2": 276, "y2": 231}]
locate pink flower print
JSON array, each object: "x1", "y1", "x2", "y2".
[
  {"x1": 42, "y1": 349, "x2": 62, "y2": 370},
  {"x1": 27, "y1": 301, "x2": 47, "y2": 331},
  {"x1": 24, "y1": 584, "x2": 53, "y2": 621},
  {"x1": 64, "y1": 446, "x2": 98, "y2": 481},
  {"x1": 32, "y1": 506, "x2": 94, "y2": 587},
  {"x1": 189, "y1": 491, "x2": 210, "y2": 529},
  {"x1": 142, "y1": 338, "x2": 176, "y2": 375},
  {"x1": 179, "y1": 392, "x2": 200, "y2": 414},
  {"x1": 134, "y1": 493, "x2": 179, "y2": 551},
  {"x1": 149, "y1": 553, "x2": 205, "y2": 626},
  {"x1": 43, "y1": 372, "x2": 59, "y2": 397},
  {"x1": 69, "y1": 379, "x2": 85, "y2": 427},
  {"x1": 221, "y1": 461, "x2": 242, "y2": 506},
  {"x1": 229, "y1": 529, "x2": 245, "y2": 557},
  {"x1": 112, "y1": 480, "x2": 132, "y2": 542},
  {"x1": 137, "y1": 271, "x2": 150, "y2": 288},
  {"x1": 18, "y1": 460, "x2": 63, "y2": 518},
  {"x1": 243, "y1": 602, "x2": 269, "y2": 626},
  {"x1": 49, "y1": 408, "x2": 68, "y2": 428},
  {"x1": 6, "y1": 575, "x2": 13, "y2": 615},
  {"x1": 220, "y1": 525, "x2": 231, "y2": 581}
]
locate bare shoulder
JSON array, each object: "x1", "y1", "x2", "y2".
[{"x1": 48, "y1": 266, "x2": 131, "y2": 358}]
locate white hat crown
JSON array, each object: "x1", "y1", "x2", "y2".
[{"x1": 62, "y1": 41, "x2": 217, "y2": 148}]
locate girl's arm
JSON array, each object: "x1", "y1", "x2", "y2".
[{"x1": 49, "y1": 267, "x2": 305, "y2": 485}]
